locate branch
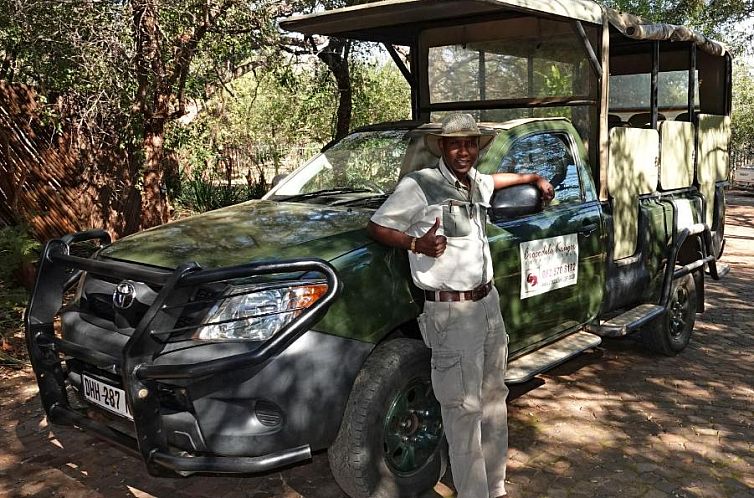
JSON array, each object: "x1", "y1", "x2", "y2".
[
  {"x1": 167, "y1": 0, "x2": 235, "y2": 89},
  {"x1": 214, "y1": 64, "x2": 237, "y2": 98}
]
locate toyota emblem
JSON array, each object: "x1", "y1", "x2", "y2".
[{"x1": 113, "y1": 281, "x2": 136, "y2": 310}]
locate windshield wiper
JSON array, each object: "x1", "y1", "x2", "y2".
[
  {"x1": 278, "y1": 188, "x2": 373, "y2": 202},
  {"x1": 334, "y1": 192, "x2": 391, "y2": 207}
]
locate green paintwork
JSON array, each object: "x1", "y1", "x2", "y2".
[
  {"x1": 478, "y1": 119, "x2": 607, "y2": 354},
  {"x1": 99, "y1": 198, "x2": 420, "y2": 343},
  {"x1": 100, "y1": 200, "x2": 374, "y2": 268},
  {"x1": 488, "y1": 202, "x2": 606, "y2": 354},
  {"x1": 317, "y1": 244, "x2": 420, "y2": 342}
]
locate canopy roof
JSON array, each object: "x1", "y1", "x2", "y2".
[{"x1": 281, "y1": 0, "x2": 728, "y2": 57}]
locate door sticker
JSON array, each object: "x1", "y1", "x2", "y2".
[{"x1": 520, "y1": 234, "x2": 579, "y2": 299}]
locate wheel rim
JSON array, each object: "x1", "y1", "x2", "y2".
[
  {"x1": 668, "y1": 285, "x2": 690, "y2": 338},
  {"x1": 382, "y1": 376, "x2": 443, "y2": 476}
]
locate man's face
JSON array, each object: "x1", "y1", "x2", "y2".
[{"x1": 440, "y1": 136, "x2": 479, "y2": 179}]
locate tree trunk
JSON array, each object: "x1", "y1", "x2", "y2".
[
  {"x1": 140, "y1": 118, "x2": 169, "y2": 229},
  {"x1": 334, "y1": 68, "x2": 352, "y2": 141},
  {"x1": 131, "y1": 0, "x2": 169, "y2": 230},
  {"x1": 317, "y1": 38, "x2": 352, "y2": 142}
]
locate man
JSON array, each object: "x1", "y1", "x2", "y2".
[{"x1": 367, "y1": 113, "x2": 553, "y2": 498}]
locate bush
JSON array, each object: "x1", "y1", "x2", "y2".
[
  {"x1": 0, "y1": 277, "x2": 29, "y2": 366},
  {"x1": 0, "y1": 225, "x2": 40, "y2": 287},
  {"x1": 175, "y1": 169, "x2": 267, "y2": 214}
]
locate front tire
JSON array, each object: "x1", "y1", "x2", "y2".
[
  {"x1": 328, "y1": 338, "x2": 446, "y2": 498},
  {"x1": 641, "y1": 273, "x2": 697, "y2": 355}
]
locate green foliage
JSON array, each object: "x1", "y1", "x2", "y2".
[
  {"x1": 176, "y1": 169, "x2": 266, "y2": 214},
  {"x1": 0, "y1": 225, "x2": 40, "y2": 286},
  {"x1": 168, "y1": 56, "x2": 410, "y2": 182},
  {"x1": 0, "y1": 280, "x2": 28, "y2": 366},
  {"x1": 350, "y1": 56, "x2": 412, "y2": 129},
  {"x1": 732, "y1": 62, "x2": 754, "y2": 154},
  {"x1": 0, "y1": 0, "x2": 135, "y2": 133},
  {"x1": 540, "y1": 65, "x2": 572, "y2": 96}
]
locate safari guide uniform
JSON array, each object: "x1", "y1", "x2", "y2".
[{"x1": 370, "y1": 132, "x2": 509, "y2": 497}]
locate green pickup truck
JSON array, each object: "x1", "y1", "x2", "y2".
[{"x1": 25, "y1": 1, "x2": 732, "y2": 497}]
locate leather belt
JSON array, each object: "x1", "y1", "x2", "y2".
[{"x1": 424, "y1": 281, "x2": 493, "y2": 302}]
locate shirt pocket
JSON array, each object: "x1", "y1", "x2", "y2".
[
  {"x1": 430, "y1": 351, "x2": 465, "y2": 407},
  {"x1": 442, "y1": 202, "x2": 472, "y2": 238}
]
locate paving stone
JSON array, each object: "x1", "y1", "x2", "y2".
[
  {"x1": 635, "y1": 462, "x2": 662, "y2": 474},
  {"x1": 543, "y1": 488, "x2": 568, "y2": 498},
  {"x1": 643, "y1": 489, "x2": 669, "y2": 498}
]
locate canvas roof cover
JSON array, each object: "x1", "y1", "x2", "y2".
[
  {"x1": 280, "y1": 0, "x2": 604, "y2": 45},
  {"x1": 281, "y1": 0, "x2": 728, "y2": 56}
]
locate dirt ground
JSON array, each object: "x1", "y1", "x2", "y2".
[{"x1": 1, "y1": 192, "x2": 752, "y2": 498}]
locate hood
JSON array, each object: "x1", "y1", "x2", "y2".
[{"x1": 100, "y1": 200, "x2": 374, "y2": 269}]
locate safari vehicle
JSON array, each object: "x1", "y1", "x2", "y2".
[{"x1": 26, "y1": 1, "x2": 732, "y2": 497}]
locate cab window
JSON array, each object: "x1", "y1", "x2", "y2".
[{"x1": 497, "y1": 133, "x2": 582, "y2": 204}]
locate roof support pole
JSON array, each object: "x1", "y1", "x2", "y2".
[
  {"x1": 384, "y1": 43, "x2": 419, "y2": 120},
  {"x1": 688, "y1": 44, "x2": 698, "y2": 175},
  {"x1": 385, "y1": 44, "x2": 413, "y2": 87},
  {"x1": 410, "y1": 40, "x2": 423, "y2": 120},
  {"x1": 688, "y1": 44, "x2": 696, "y2": 122},
  {"x1": 651, "y1": 41, "x2": 659, "y2": 130},
  {"x1": 479, "y1": 50, "x2": 487, "y2": 120},
  {"x1": 598, "y1": 12, "x2": 610, "y2": 201},
  {"x1": 724, "y1": 53, "x2": 732, "y2": 115},
  {"x1": 573, "y1": 21, "x2": 602, "y2": 78},
  {"x1": 527, "y1": 55, "x2": 534, "y2": 118}
]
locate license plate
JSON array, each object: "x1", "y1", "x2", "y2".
[{"x1": 82, "y1": 374, "x2": 133, "y2": 420}]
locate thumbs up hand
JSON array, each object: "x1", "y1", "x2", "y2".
[{"x1": 415, "y1": 218, "x2": 447, "y2": 257}]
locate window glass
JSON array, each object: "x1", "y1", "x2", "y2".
[
  {"x1": 272, "y1": 131, "x2": 410, "y2": 196},
  {"x1": 608, "y1": 70, "x2": 699, "y2": 122},
  {"x1": 497, "y1": 133, "x2": 582, "y2": 204},
  {"x1": 425, "y1": 18, "x2": 596, "y2": 104}
]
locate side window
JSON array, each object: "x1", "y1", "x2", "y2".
[{"x1": 497, "y1": 133, "x2": 582, "y2": 204}]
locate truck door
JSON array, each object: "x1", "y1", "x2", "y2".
[{"x1": 486, "y1": 131, "x2": 606, "y2": 354}]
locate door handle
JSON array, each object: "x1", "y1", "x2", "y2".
[{"x1": 579, "y1": 224, "x2": 598, "y2": 238}]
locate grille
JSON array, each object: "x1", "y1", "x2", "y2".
[{"x1": 88, "y1": 293, "x2": 116, "y2": 320}]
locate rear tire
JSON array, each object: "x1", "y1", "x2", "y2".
[
  {"x1": 328, "y1": 338, "x2": 446, "y2": 498},
  {"x1": 641, "y1": 273, "x2": 697, "y2": 355}
]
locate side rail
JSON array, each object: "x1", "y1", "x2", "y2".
[{"x1": 25, "y1": 230, "x2": 341, "y2": 475}]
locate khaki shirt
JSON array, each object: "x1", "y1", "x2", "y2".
[{"x1": 371, "y1": 159, "x2": 494, "y2": 291}]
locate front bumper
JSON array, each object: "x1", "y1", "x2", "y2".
[
  {"x1": 25, "y1": 229, "x2": 342, "y2": 475},
  {"x1": 48, "y1": 403, "x2": 313, "y2": 475}
]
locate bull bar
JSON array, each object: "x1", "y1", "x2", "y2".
[{"x1": 24, "y1": 229, "x2": 341, "y2": 475}]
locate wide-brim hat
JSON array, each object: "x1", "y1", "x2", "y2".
[{"x1": 425, "y1": 113, "x2": 494, "y2": 157}]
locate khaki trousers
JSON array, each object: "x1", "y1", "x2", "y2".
[{"x1": 418, "y1": 287, "x2": 509, "y2": 498}]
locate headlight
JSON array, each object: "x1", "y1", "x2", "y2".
[{"x1": 194, "y1": 282, "x2": 327, "y2": 341}]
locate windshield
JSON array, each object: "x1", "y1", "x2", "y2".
[{"x1": 267, "y1": 130, "x2": 414, "y2": 200}]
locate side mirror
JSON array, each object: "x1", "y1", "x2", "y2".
[{"x1": 489, "y1": 184, "x2": 543, "y2": 222}]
